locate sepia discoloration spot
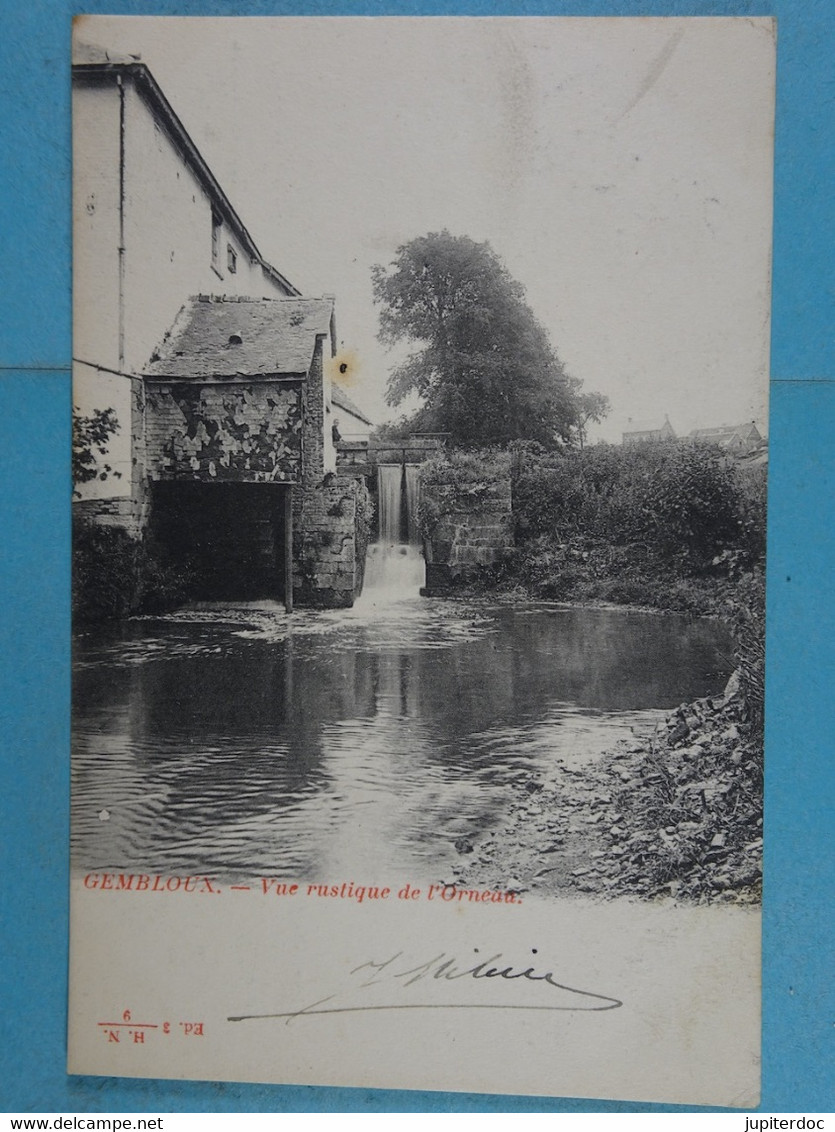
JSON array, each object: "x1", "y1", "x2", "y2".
[{"x1": 328, "y1": 348, "x2": 361, "y2": 390}]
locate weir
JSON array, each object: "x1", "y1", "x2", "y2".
[
  {"x1": 405, "y1": 465, "x2": 422, "y2": 548},
  {"x1": 377, "y1": 464, "x2": 405, "y2": 545},
  {"x1": 376, "y1": 464, "x2": 422, "y2": 548},
  {"x1": 361, "y1": 464, "x2": 424, "y2": 599}
]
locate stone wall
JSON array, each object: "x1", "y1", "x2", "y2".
[
  {"x1": 288, "y1": 341, "x2": 367, "y2": 607},
  {"x1": 336, "y1": 436, "x2": 446, "y2": 479},
  {"x1": 292, "y1": 476, "x2": 361, "y2": 608},
  {"x1": 301, "y1": 338, "x2": 327, "y2": 488},
  {"x1": 335, "y1": 440, "x2": 373, "y2": 478},
  {"x1": 73, "y1": 496, "x2": 143, "y2": 539},
  {"x1": 422, "y1": 454, "x2": 514, "y2": 595},
  {"x1": 75, "y1": 338, "x2": 366, "y2": 608},
  {"x1": 144, "y1": 380, "x2": 303, "y2": 483}
]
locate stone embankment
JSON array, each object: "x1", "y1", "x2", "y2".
[{"x1": 421, "y1": 453, "x2": 514, "y2": 596}]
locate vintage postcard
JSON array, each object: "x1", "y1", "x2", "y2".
[{"x1": 69, "y1": 16, "x2": 772, "y2": 1105}]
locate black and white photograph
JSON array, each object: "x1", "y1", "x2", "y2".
[{"x1": 69, "y1": 16, "x2": 772, "y2": 1106}]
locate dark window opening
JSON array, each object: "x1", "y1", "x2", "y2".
[
  {"x1": 227, "y1": 244, "x2": 237, "y2": 273},
  {"x1": 211, "y1": 212, "x2": 222, "y2": 269}
]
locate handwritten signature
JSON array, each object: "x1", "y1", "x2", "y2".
[{"x1": 228, "y1": 948, "x2": 622, "y2": 1024}]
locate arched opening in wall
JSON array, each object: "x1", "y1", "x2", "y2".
[{"x1": 150, "y1": 482, "x2": 290, "y2": 602}]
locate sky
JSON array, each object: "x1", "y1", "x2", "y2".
[{"x1": 76, "y1": 15, "x2": 775, "y2": 442}]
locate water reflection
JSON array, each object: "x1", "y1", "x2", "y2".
[{"x1": 72, "y1": 600, "x2": 732, "y2": 881}]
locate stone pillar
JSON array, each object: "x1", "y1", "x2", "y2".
[
  {"x1": 130, "y1": 376, "x2": 149, "y2": 535},
  {"x1": 422, "y1": 454, "x2": 514, "y2": 595},
  {"x1": 283, "y1": 485, "x2": 294, "y2": 614}
]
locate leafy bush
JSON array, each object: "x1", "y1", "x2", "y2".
[
  {"x1": 73, "y1": 407, "x2": 121, "y2": 493},
  {"x1": 643, "y1": 443, "x2": 743, "y2": 569},
  {"x1": 73, "y1": 518, "x2": 193, "y2": 623},
  {"x1": 733, "y1": 461, "x2": 768, "y2": 568},
  {"x1": 511, "y1": 440, "x2": 764, "y2": 577}
]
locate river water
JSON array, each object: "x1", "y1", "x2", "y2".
[{"x1": 72, "y1": 555, "x2": 732, "y2": 883}]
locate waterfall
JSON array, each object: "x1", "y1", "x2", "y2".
[
  {"x1": 377, "y1": 463, "x2": 422, "y2": 548},
  {"x1": 360, "y1": 463, "x2": 424, "y2": 601},
  {"x1": 377, "y1": 465, "x2": 404, "y2": 545},
  {"x1": 405, "y1": 465, "x2": 422, "y2": 547},
  {"x1": 362, "y1": 542, "x2": 424, "y2": 600}
]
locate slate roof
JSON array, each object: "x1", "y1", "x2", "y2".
[
  {"x1": 145, "y1": 296, "x2": 335, "y2": 379},
  {"x1": 738, "y1": 446, "x2": 768, "y2": 466},
  {"x1": 623, "y1": 416, "x2": 675, "y2": 437},
  {"x1": 689, "y1": 423, "x2": 761, "y2": 443},
  {"x1": 332, "y1": 383, "x2": 373, "y2": 426}
]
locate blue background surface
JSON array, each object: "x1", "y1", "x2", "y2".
[{"x1": 1, "y1": 0, "x2": 833, "y2": 1113}]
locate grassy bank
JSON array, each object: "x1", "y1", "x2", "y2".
[{"x1": 489, "y1": 542, "x2": 741, "y2": 617}]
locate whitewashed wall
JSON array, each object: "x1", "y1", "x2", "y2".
[{"x1": 73, "y1": 69, "x2": 292, "y2": 500}]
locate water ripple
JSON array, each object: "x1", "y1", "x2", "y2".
[{"x1": 72, "y1": 600, "x2": 732, "y2": 881}]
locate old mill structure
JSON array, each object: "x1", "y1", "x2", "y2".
[{"x1": 72, "y1": 42, "x2": 367, "y2": 609}]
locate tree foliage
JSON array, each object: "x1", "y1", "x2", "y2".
[
  {"x1": 72, "y1": 406, "x2": 121, "y2": 494},
  {"x1": 574, "y1": 391, "x2": 611, "y2": 449},
  {"x1": 372, "y1": 231, "x2": 601, "y2": 447}
]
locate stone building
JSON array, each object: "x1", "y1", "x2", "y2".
[
  {"x1": 72, "y1": 42, "x2": 364, "y2": 608},
  {"x1": 688, "y1": 422, "x2": 764, "y2": 456},
  {"x1": 622, "y1": 415, "x2": 676, "y2": 444},
  {"x1": 332, "y1": 385, "x2": 374, "y2": 443}
]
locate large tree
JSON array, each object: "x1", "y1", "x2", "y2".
[{"x1": 372, "y1": 231, "x2": 594, "y2": 448}]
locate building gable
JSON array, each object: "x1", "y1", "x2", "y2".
[
  {"x1": 145, "y1": 296, "x2": 335, "y2": 379},
  {"x1": 73, "y1": 45, "x2": 299, "y2": 299}
]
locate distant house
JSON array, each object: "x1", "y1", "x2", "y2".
[
  {"x1": 688, "y1": 422, "x2": 764, "y2": 456},
  {"x1": 331, "y1": 383, "x2": 374, "y2": 443},
  {"x1": 73, "y1": 41, "x2": 364, "y2": 608},
  {"x1": 622, "y1": 415, "x2": 676, "y2": 444}
]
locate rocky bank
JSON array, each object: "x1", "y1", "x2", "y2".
[{"x1": 449, "y1": 672, "x2": 763, "y2": 906}]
